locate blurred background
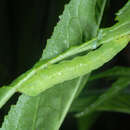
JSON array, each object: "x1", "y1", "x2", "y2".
[{"x1": 0, "y1": 0, "x2": 130, "y2": 129}]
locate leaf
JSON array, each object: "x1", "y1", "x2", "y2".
[
  {"x1": 0, "y1": 95, "x2": 40, "y2": 130},
  {"x1": 70, "y1": 66, "x2": 130, "y2": 115},
  {"x1": 89, "y1": 66, "x2": 130, "y2": 81},
  {"x1": 40, "y1": 0, "x2": 105, "y2": 60},
  {"x1": 71, "y1": 86, "x2": 130, "y2": 115},
  {"x1": 97, "y1": 93, "x2": 130, "y2": 114},
  {"x1": 76, "y1": 77, "x2": 130, "y2": 117},
  {"x1": 115, "y1": 0, "x2": 130, "y2": 23},
  {"x1": 1, "y1": 0, "x2": 106, "y2": 129},
  {"x1": 70, "y1": 96, "x2": 99, "y2": 113}
]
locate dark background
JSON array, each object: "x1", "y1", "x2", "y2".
[{"x1": 0, "y1": 0, "x2": 130, "y2": 129}]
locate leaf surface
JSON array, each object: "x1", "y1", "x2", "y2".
[
  {"x1": 75, "y1": 77, "x2": 130, "y2": 117},
  {"x1": 97, "y1": 93, "x2": 130, "y2": 114},
  {"x1": 71, "y1": 81, "x2": 130, "y2": 115},
  {"x1": 89, "y1": 66, "x2": 130, "y2": 81},
  {"x1": 1, "y1": 0, "x2": 106, "y2": 129}
]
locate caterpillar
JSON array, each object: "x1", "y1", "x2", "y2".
[{"x1": 17, "y1": 35, "x2": 130, "y2": 96}]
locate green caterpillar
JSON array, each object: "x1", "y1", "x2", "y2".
[
  {"x1": 17, "y1": 35, "x2": 130, "y2": 96},
  {"x1": 9, "y1": 21, "x2": 130, "y2": 96}
]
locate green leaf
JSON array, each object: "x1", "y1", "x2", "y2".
[
  {"x1": 76, "y1": 77, "x2": 130, "y2": 117},
  {"x1": 97, "y1": 93, "x2": 130, "y2": 114},
  {"x1": 89, "y1": 66, "x2": 130, "y2": 81},
  {"x1": 40, "y1": 0, "x2": 105, "y2": 60},
  {"x1": 1, "y1": 0, "x2": 106, "y2": 129},
  {"x1": 115, "y1": 0, "x2": 130, "y2": 23},
  {"x1": 70, "y1": 66, "x2": 130, "y2": 115},
  {"x1": 70, "y1": 96, "x2": 99, "y2": 113},
  {"x1": 71, "y1": 86, "x2": 130, "y2": 115},
  {"x1": 0, "y1": 95, "x2": 41, "y2": 130}
]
